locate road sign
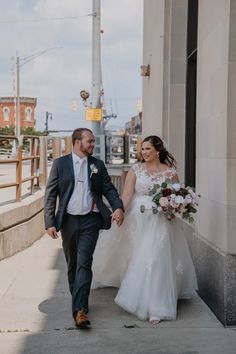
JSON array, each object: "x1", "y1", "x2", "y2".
[{"x1": 85, "y1": 108, "x2": 102, "y2": 121}]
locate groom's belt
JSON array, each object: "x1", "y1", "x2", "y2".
[{"x1": 65, "y1": 210, "x2": 99, "y2": 217}]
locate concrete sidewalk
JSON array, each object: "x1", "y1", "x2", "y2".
[{"x1": 0, "y1": 235, "x2": 236, "y2": 354}]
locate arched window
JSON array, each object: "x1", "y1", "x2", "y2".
[
  {"x1": 26, "y1": 107, "x2": 32, "y2": 121},
  {"x1": 3, "y1": 107, "x2": 10, "y2": 121}
]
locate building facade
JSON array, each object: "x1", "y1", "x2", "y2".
[
  {"x1": 0, "y1": 97, "x2": 37, "y2": 130},
  {"x1": 142, "y1": 0, "x2": 236, "y2": 326},
  {"x1": 125, "y1": 112, "x2": 142, "y2": 134}
]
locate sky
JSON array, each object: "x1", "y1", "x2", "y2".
[{"x1": 0, "y1": 0, "x2": 143, "y2": 132}]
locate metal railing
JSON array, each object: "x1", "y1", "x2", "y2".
[
  {"x1": 107, "y1": 164, "x2": 130, "y2": 195},
  {"x1": 0, "y1": 135, "x2": 40, "y2": 201},
  {"x1": 0, "y1": 135, "x2": 131, "y2": 203}
]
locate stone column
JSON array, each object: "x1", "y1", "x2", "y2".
[
  {"x1": 193, "y1": 0, "x2": 236, "y2": 326},
  {"x1": 162, "y1": 0, "x2": 188, "y2": 181},
  {"x1": 142, "y1": 0, "x2": 165, "y2": 137}
]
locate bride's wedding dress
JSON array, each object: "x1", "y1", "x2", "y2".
[{"x1": 92, "y1": 163, "x2": 198, "y2": 321}]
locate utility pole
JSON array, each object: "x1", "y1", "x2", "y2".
[
  {"x1": 16, "y1": 56, "x2": 20, "y2": 140},
  {"x1": 45, "y1": 111, "x2": 53, "y2": 135},
  {"x1": 91, "y1": 0, "x2": 102, "y2": 135}
]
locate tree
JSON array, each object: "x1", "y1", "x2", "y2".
[
  {"x1": 20, "y1": 127, "x2": 46, "y2": 136},
  {"x1": 0, "y1": 126, "x2": 15, "y2": 151},
  {"x1": 0, "y1": 126, "x2": 46, "y2": 152},
  {"x1": 0, "y1": 126, "x2": 15, "y2": 136},
  {"x1": 0, "y1": 126, "x2": 46, "y2": 136}
]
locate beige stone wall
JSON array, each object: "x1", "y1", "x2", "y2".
[
  {"x1": 0, "y1": 190, "x2": 46, "y2": 260},
  {"x1": 142, "y1": 0, "x2": 187, "y2": 180},
  {"x1": 162, "y1": 0, "x2": 188, "y2": 181},
  {"x1": 142, "y1": 0, "x2": 236, "y2": 325},
  {"x1": 227, "y1": 0, "x2": 236, "y2": 252},
  {"x1": 196, "y1": 0, "x2": 233, "y2": 253},
  {"x1": 142, "y1": 0, "x2": 165, "y2": 137}
]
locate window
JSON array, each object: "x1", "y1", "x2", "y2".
[
  {"x1": 3, "y1": 107, "x2": 10, "y2": 121},
  {"x1": 185, "y1": 0, "x2": 198, "y2": 188},
  {"x1": 26, "y1": 107, "x2": 32, "y2": 121}
]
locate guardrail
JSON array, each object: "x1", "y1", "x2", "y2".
[
  {"x1": 106, "y1": 164, "x2": 130, "y2": 195},
  {"x1": 0, "y1": 135, "x2": 40, "y2": 201},
  {"x1": 0, "y1": 148, "x2": 13, "y2": 157},
  {"x1": 0, "y1": 134, "x2": 132, "y2": 203}
]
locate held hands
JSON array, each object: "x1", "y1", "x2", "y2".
[
  {"x1": 47, "y1": 226, "x2": 59, "y2": 239},
  {"x1": 47, "y1": 210, "x2": 124, "y2": 234},
  {"x1": 111, "y1": 208, "x2": 124, "y2": 227}
]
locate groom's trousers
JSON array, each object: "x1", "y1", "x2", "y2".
[{"x1": 60, "y1": 212, "x2": 102, "y2": 317}]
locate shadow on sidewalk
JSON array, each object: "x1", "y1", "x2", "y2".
[
  {"x1": 17, "y1": 244, "x2": 226, "y2": 354},
  {"x1": 18, "y1": 247, "x2": 80, "y2": 354},
  {"x1": 18, "y1": 246, "x2": 145, "y2": 354}
]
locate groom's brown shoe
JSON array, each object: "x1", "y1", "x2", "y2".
[{"x1": 75, "y1": 310, "x2": 91, "y2": 329}]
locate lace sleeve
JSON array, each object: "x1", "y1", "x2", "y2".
[
  {"x1": 131, "y1": 163, "x2": 142, "y2": 176},
  {"x1": 165, "y1": 168, "x2": 179, "y2": 182}
]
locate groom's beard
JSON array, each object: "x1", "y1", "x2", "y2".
[{"x1": 80, "y1": 143, "x2": 94, "y2": 156}]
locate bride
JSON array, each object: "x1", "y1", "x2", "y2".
[{"x1": 92, "y1": 135, "x2": 198, "y2": 323}]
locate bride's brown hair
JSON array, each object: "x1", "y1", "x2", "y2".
[{"x1": 142, "y1": 135, "x2": 176, "y2": 168}]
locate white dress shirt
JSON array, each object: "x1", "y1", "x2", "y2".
[{"x1": 66, "y1": 152, "x2": 94, "y2": 215}]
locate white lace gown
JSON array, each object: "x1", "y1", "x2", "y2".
[{"x1": 92, "y1": 163, "x2": 198, "y2": 321}]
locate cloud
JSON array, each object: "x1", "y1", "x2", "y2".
[{"x1": 0, "y1": 0, "x2": 143, "y2": 131}]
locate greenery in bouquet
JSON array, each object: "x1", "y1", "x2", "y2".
[{"x1": 140, "y1": 180, "x2": 199, "y2": 223}]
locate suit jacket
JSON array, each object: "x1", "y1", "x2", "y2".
[{"x1": 44, "y1": 153, "x2": 124, "y2": 231}]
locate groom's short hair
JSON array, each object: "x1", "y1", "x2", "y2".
[{"x1": 72, "y1": 128, "x2": 93, "y2": 145}]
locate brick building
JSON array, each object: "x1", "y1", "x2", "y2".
[
  {"x1": 125, "y1": 112, "x2": 142, "y2": 134},
  {"x1": 0, "y1": 97, "x2": 37, "y2": 129}
]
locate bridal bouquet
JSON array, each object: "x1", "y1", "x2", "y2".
[{"x1": 140, "y1": 181, "x2": 199, "y2": 223}]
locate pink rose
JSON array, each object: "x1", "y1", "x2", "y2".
[
  {"x1": 159, "y1": 197, "x2": 169, "y2": 208},
  {"x1": 170, "y1": 199, "x2": 178, "y2": 209}
]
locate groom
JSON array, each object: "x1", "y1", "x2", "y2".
[{"x1": 44, "y1": 128, "x2": 124, "y2": 329}]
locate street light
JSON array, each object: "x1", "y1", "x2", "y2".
[
  {"x1": 80, "y1": 90, "x2": 90, "y2": 103},
  {"x1": 102, "y1": 113, "x2": 117, "y2": 128},
  {"x1": 45, "y1": 111, "x2": 53, "y2": 136}
]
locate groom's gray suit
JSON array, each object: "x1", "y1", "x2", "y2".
[{"x1": 44, "y1": 153, "x2": 123, "y2": 317}]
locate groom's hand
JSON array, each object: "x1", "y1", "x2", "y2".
[
  {"x1": 112, "y1": 208, "x2": 124, "y2": 227},
  {"x1": 47, "y1": 226, "x2": 59, "y2": 239}
]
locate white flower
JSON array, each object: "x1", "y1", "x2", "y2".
[
  {"x1": 172, "y1": 183, "x2": 181, "y2": 191},
  {"x1": 175, "y1": 195, "x2": 184, "y2": 205},
  {"x1": 184, "y1": 194, "x2": 192, "y2": 205},
  {"x1": 90, "y1": 163, "x2": 98, "y2": 177},
  {"x1": 188, "y1": 189, "x2": 197, "y2": 201}
]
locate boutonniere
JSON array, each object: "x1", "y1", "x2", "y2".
[{"x1": 90, "y1": 163, "x2": 98, "y2": 177}]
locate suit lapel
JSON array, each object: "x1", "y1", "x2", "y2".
[
  {"x1": 67, "y1": 153, "x2": 75, "y2": 184},
  {"x1": 87, "y1": 156, "x2": 92, "y2": 188}
]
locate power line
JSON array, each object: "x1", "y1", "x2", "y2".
[
  {"x1": 0, "y1": 15, "x2": 91, "y2": 24},
  {"x1": 20, "y1": 47, "x2": 62, "y2": 67}
]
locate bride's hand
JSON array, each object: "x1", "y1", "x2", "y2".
[{"x1": 112, "y1": 208, "x2": 124, "y2": 227}]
